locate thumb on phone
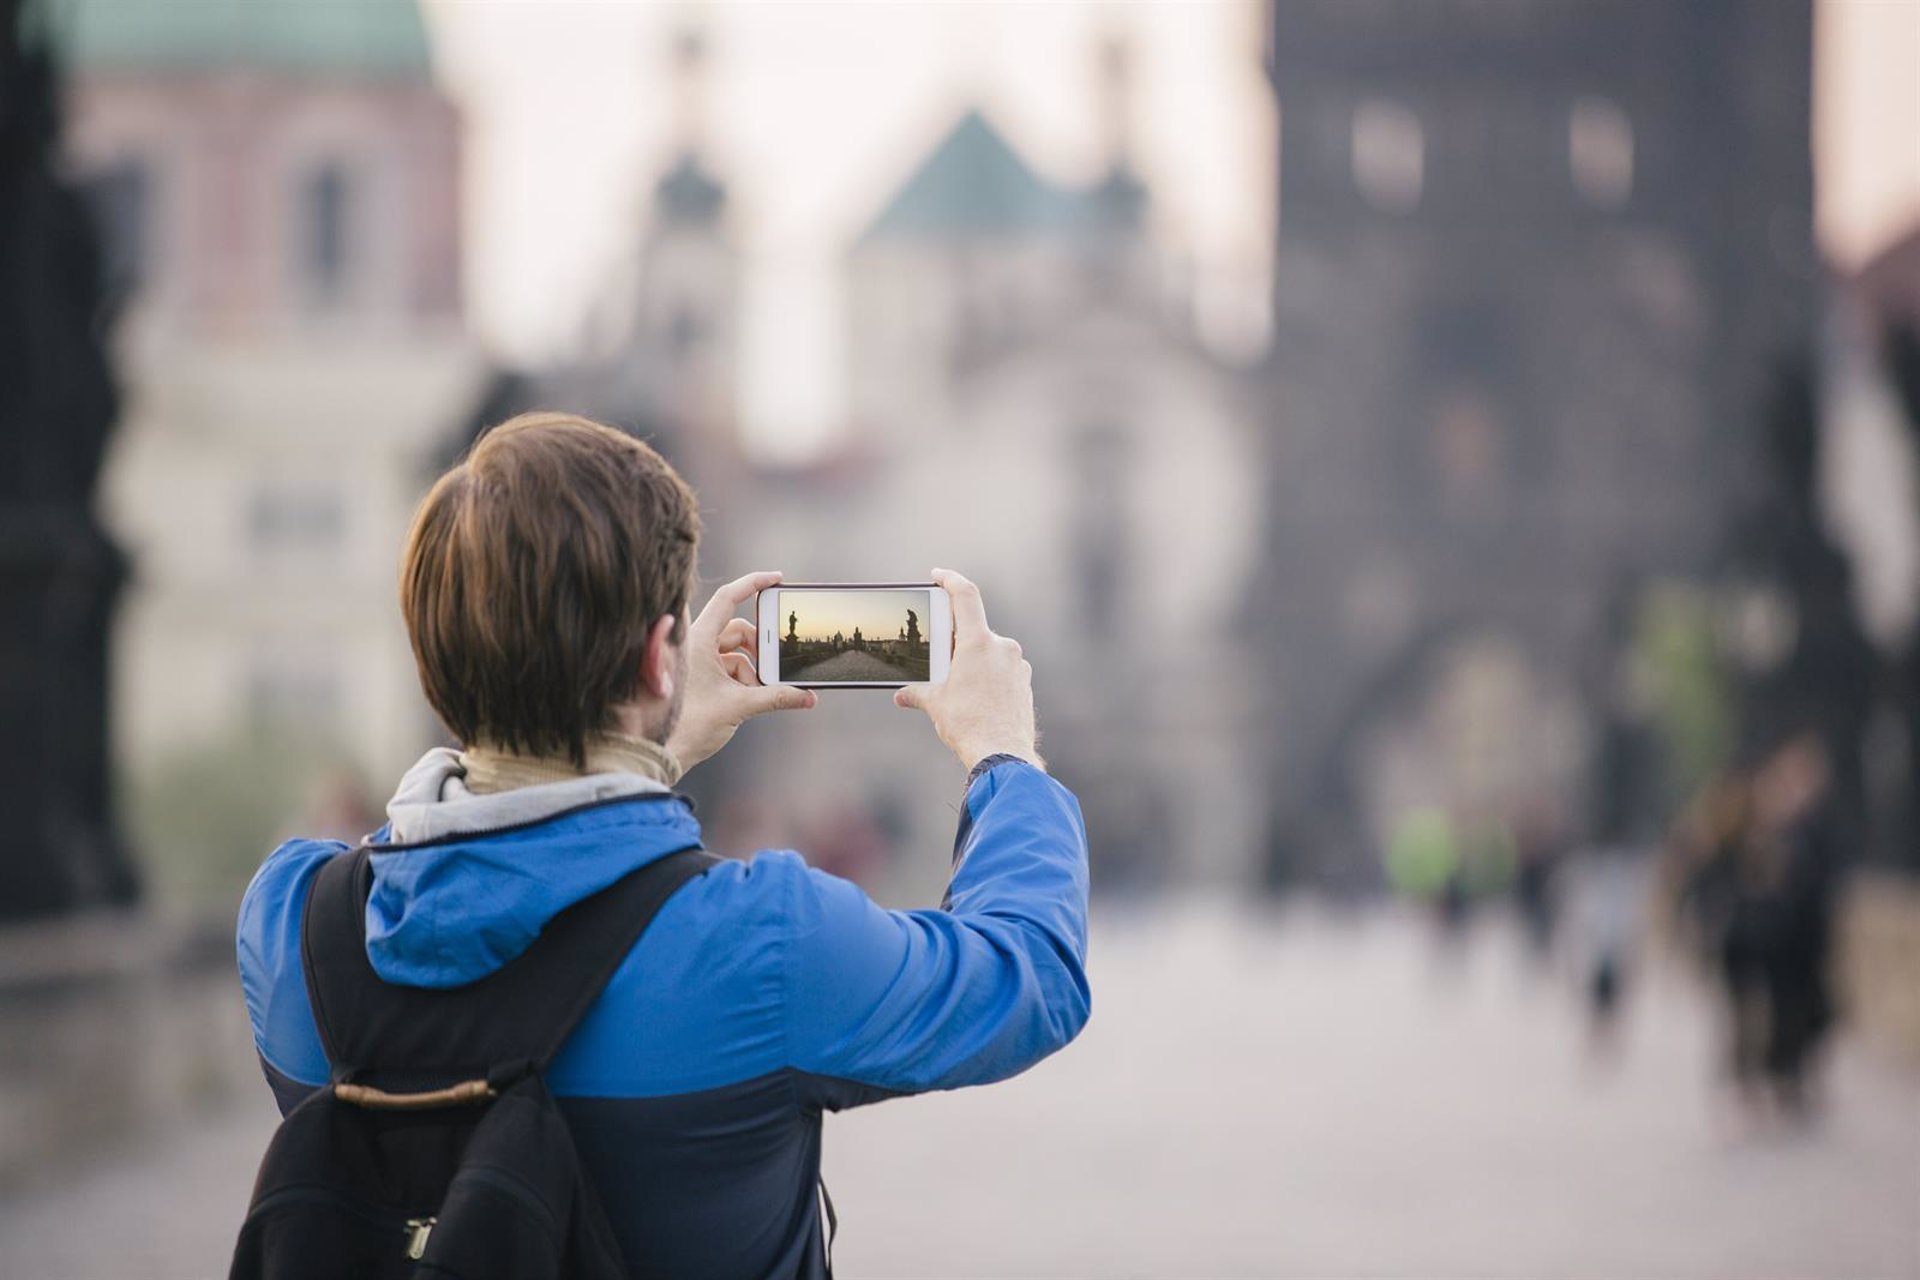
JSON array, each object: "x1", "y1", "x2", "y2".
[{"x1": 750, "y1": 684, "x2": 817, "y2": 714}]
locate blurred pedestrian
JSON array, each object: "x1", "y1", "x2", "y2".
[
  {"x1": 1511, "y1": 796, "x2": 1567, "y2": 961},
  {"x1": 1672, "y1": 730, "x2": 1842, "y2": 1124},
  {"x1": 1386, "y1": 807, "x2": 1467, "y2": 938},
  {"x1": 1666, "y1": 774, "x2": 1753, "y2": 963},
  {"x1": 1570, "y1": 846, "x2": 1645, "y2": 1056},
  {"x1": 1741, "y1": 731, "x2": 1842, "y2": 1117},
  {"x1": 1671, "y1": 770, "x2": 1772, "y2": 1115}
]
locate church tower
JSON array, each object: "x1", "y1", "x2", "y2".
[{"x1": 631, "y1": 25, "x2": 738, "y2": 440}]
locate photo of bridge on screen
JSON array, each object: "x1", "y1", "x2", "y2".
[{"x1": 779, "y1": 590, "x2": 933, "y2": 683}]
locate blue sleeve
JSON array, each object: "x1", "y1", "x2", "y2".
[
  {"x1": 236, "y1": 838, "x2": 344, "y2": 1090},
  {"x1": 783, "y1": 760, "x2": 1091, "y2": 1106}
]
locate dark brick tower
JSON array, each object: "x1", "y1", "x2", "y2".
[{"x1": 1255, "y1": 0, "x2": 1818, "y2": 882}]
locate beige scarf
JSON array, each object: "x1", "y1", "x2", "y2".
[{"x1": 458, "y1": 733, "x2": 682, "y2": 794}]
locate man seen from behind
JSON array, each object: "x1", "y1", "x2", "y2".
[{"x1": 236, "y1": 412, "x2": 1092, "y2": 1278}]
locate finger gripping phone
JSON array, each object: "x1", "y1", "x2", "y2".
[{"x1": 758, "y1": 582, "x2": 952, "y2": 688}]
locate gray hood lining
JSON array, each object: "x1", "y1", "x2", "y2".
[{"x1": 384, "y1": 747, "x2": 672, "y2": 846}]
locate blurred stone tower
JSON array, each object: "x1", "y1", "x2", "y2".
[
  {"x1": 1255, "y1": 0, "x2": 1819, "y2": 883},
  {"x1": 461, "y1": 20, "x2": 743, "y2": 515}
]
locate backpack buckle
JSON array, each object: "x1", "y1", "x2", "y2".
[{"x1": 404, "y1": 1216, "x2": 436, "y2": 1260}]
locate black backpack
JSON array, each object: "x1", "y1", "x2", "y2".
[{"x1": 230, "y1": 844, "x2": 717, "y2": 1280}]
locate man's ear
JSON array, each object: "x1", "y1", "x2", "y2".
[{"x1": 640, "y1": 613, "x2": 681, "y2": 701}]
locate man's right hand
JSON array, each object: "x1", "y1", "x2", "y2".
[{"x1": 894, "y1": 569, "x2": 1043, "y2": 772}]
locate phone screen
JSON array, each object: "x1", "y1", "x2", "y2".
[{"x1": 774, "y1": 588, "x2": 934, "y2": 684}]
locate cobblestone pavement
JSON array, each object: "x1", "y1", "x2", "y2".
[
  {"x1": 786, "y1": 649, "x2": 922, "y2": 683},
  {"x1": 3, "y1": 903, "x2": 1916, "y2": 1279}
]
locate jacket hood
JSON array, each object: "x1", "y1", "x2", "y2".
[{"x1": 364, "y1": 748, "x2": 701, "y2": 988}]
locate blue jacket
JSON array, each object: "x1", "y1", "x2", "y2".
[{"x1": 237, "y1": 757, "x2": 1091, "y2": 1278}]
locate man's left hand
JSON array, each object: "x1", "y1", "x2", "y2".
[{"x1": 667, "y1": 570, "x2": 816, "y2": 774}]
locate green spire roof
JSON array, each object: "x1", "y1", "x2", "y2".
[
  {"x1": 860, "y1": 109, "x2": 1091, "y2": 244},
  {"x1": 49, "y1": 0, "x2": 433, "y2": 79}
]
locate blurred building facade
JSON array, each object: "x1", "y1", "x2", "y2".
[
  {"x1": 730, "y1": 76, "x2": 1265, "y2": 891},
  {"x1": 58, "y1": 0, "x2": 483, "y2": 804},
  {"x1": 462, "y1": 36, "x2": 1266, "y2": 893},
  {"x1": 121, "y1": 2, "x2": 1893, "y2": 898},
  {"x1": 1255, "y1": 0, "x2": 1833, "y2": 885}
]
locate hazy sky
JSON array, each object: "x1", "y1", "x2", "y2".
[
  {"x1": 1814, "y1": 0, "x2": 1920, "y2": 268},
  {"x1": 425, "y1": 0, "x2": 1919, "y2": 460},
  {"x1": 779, "y1": 589, "x2": 932, "y2": 643}
]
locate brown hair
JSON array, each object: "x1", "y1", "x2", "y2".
[{"x1": 400, "y1": 411, "x2": 700, "y2": 767}]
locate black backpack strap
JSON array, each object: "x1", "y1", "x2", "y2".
[{"x1": 301, "y1": 845, "x2": 719, "y2": 1082}]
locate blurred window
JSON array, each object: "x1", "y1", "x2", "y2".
[
  {"x1": 1569, "y1": 97, "x2": 1634, "y2": 209},
  {"x1": 1352, "y1": 100, "x2": 1424, "y2": 213},
  {"x1": 299, "y1": 163, "x2": 354, "y2": 307},
  {"x1": 84, "y1": 157, "x2": 150, "y2": 302},
  {"x1": 249, "y1": 485, "x2": 344, "y2": 555}
]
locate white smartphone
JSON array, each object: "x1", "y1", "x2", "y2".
[{"x1": 757, "y1": 582, "x2": 952, "y2": 688}]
